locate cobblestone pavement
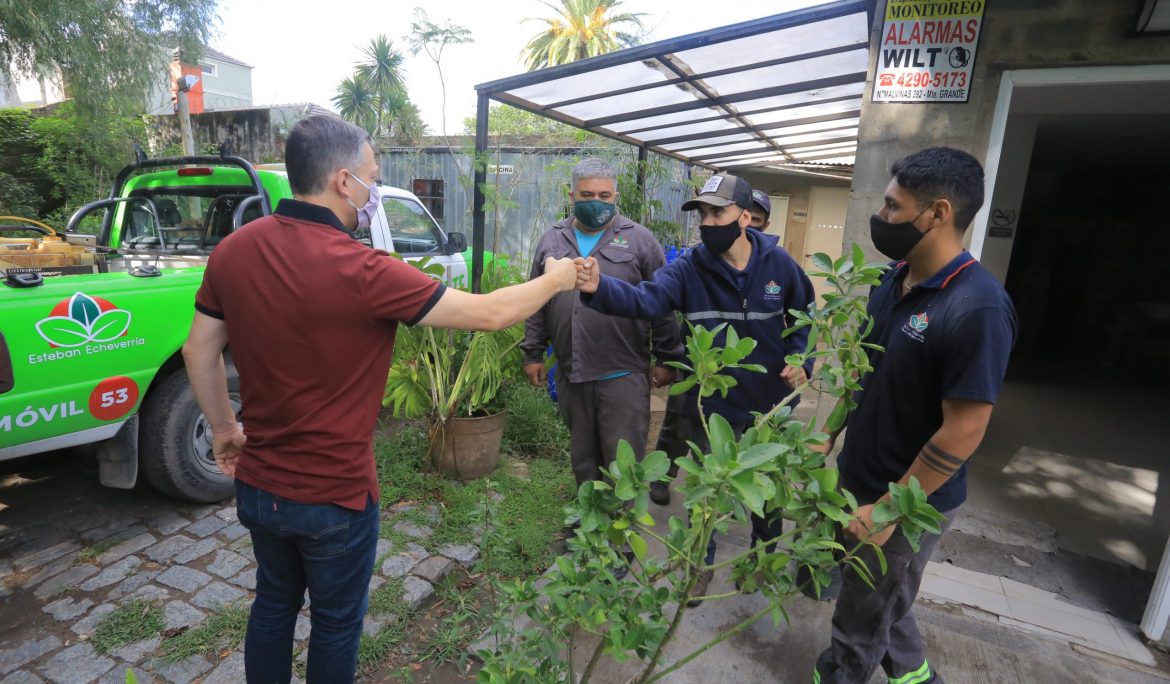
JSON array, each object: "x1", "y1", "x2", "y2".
[{"x1": 0, "y1": 450, "x2": 479, "y2": 684}]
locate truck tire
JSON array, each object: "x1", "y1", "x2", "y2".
[{"x1": 139, "y1": 366, "x2": 238, "y2": 502}]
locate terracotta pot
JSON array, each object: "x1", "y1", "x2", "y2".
[{"x1": 428, "y1": 410, "x2": 506, "y2": 480}]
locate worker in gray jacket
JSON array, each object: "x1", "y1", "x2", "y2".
[{"x1": 522, "y1": 157, "x2": 683, "y2": 488}]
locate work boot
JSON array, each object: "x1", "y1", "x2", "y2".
[
  {"x1": 686, "y1": 570, "x2": 714, "y2": 607},
  {"x1": 650, "y1": 482, "x2": 671, "y2": 505}
]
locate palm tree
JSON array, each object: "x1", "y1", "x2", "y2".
[
  {"x1": 390, "y1": 102, "x2": 429, "y2": 142},
  {"x1": 332, "y1": 75, "x2": 379, "y2": 135},
  {"x1": 356, "y1": 35, "x2": 407, "y2": 136},
  {"x1": 521, "y1": 0, "x2": 645, "y2": 71},
  {"x1": 381, "y1": 89, "x2": 429, "y2": 141},
  {"x1": 358, "y1": 35, "x2": 407, "y2": 97}
]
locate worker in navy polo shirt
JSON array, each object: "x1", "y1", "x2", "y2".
[
  {"x1": 182, "y1": 114, "x2": 578, "y2": 684},
  {"x1": 813, "y1": 147, "x2": 1017, "y2": 684},
  {"x1": 574, "y1": 172, "x2": 815, "y2": 607}
]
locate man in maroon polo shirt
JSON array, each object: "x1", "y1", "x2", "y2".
[{"x1": 182, "y1": 114, "x2": 577, "y2": 684}]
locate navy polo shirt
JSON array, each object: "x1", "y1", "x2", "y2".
[{"x1": 837, "y1": 251, "x2": 1018, "y2": 512}]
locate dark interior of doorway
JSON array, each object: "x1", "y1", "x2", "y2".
[
  {"x1": 1005, "y1": 115, "x2": 1170, "y2": 379},
  {"x1": 940, "y1": 116, "x2": 1170, "y2": 624}
]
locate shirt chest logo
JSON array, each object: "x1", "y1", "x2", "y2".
[
  {"x1": 610, "y1": 236, "x2": 629, "y2": 248},
  {"x1": 901, "y1": 312, "x2": 929, "y2": 342},
  {"x1": 764, "y1": 280, "x2": 782, "y2": 300}
]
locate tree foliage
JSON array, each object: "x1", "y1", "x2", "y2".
[
  {"x1": 406, "y1": 7, "x2": 473, "y2": 142},
  {"x1": 476, "y1": 249, "x2": 947, "y2": 683},
  {"x1": 332, "y1": 35, "x2": 427, "y2": 143},
  {"x1": 0, "y1": 0, "x2": 219, "y2": 118},
  {"x1": 521, "y1": 0, "x2": 645, "y2": 71},
  {"x1": 0, "y1": 103, "x2": 145, "y2": 225},
  {"x1": 461, "y1": 103, "x2": 592, "y2": 144}
]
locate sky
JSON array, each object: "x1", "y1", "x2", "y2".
[{"x1": 212, "y1": 0, "x2": 833, "y2": 135}]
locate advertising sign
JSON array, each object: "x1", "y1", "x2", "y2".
[{"x1": 872, "y1": 0, "x2": 987, "y2": 103}]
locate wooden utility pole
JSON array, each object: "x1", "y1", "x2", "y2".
[{"x1": 176, "y1": 77, "x2": 196, "y2": 156}]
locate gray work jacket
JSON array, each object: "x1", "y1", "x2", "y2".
[{"x1": 521, "y1": 215, "x2": 683, "y2": 383}]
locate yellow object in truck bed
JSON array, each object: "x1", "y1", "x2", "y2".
[{"x1": 0, "y1": 216, "x2": 98, "y2": 275}]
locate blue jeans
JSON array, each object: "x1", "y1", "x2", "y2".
[{"x1": 235, "y1": 480, "x2": 379, "y2": 684}]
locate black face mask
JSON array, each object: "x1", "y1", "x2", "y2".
[
  {"x1": 699, "y1": 218, "x2": 742, "y2": 254},
  {"x1": 869, "y1": 209, "x2": 930, "y2": 260}
]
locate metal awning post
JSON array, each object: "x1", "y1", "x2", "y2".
[{"x1": 471, "y1": 94, "x2": 489, "y2": 293}]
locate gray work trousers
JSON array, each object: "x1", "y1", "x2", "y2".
[
  {"x1": 556, "y1": 372, "x2": 650, "y2": 486},
  {"x1": 814, "y1": 507, "x2": 958, "y2": 684}
]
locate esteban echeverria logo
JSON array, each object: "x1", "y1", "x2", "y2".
[
  {"x1": 36, "y1": 292, "x2": 132, "y2": 348},
  {"x1": 611, "y1": 236, "x2": 629, "y2": 248},
  {"x1": 908, "y1": 312, "x2": 929, "y2": 332},
  {"x1": 764, "y1": 280, "x2": 782, "y2": 296}
]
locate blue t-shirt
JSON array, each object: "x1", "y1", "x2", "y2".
[
  {"x1": 575, "y1": 228, "x2": 605, "y2": 257},
  {"x1": 837, "y1": 251, "x2": 1017, "y2": 511},
  {"x1": 576, "y1": 227, "x2": 628, "y2": 381}
]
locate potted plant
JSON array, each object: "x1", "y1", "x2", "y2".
[{"x1": 383, "y1": 258, "x2": 526, "y2": 479}]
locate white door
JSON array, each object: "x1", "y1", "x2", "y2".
[
  {"x1": 765, "y1": 194, "x2": 790, "y2": 244},
  {"x1": 803, "y1": 186, "x2": 849, "y2": 299}
]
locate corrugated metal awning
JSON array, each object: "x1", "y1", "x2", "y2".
[{"x1": 474, "y1": 0, "x2": 872, "y2": 172}]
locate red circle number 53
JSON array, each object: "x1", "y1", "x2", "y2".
[{"x1": 89, "y1": 376, "x2": 141, "y2": 421}]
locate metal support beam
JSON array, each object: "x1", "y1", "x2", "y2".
[
  {"x1": 643, "y1": 109, "x2": 861, "y2": 147},
  {"x1": 537, "y1": 42, "x2": 867, "y2": 112},
  {"x1": 655, "y1": 53, "x2": 793, "y2": 163},
  {"x1": 618, "y1": 93, "x2": 862, "y2": 136},
  {"x1": 583, "y1": 72, "x2": 868, "y2": 128},
  {"x1": 488, "y1": 91, "x2": 719, "y2": 171},
  {"x1": 696, "y1": 135, "x2": 857, "y2": 163},
  {"x1": 472, "y1": 94, "x2": 489, "y2": 293},
  {"x1": 666, "y1": 122, "x2": 858, "y2": 154},
  {"x1": 474, "y1": 0, "x2": 869, "y2": 95}
]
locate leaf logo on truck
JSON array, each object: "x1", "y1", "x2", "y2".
[{"x1": 36, "y1": 292, "x2": 132, "y2": 348}]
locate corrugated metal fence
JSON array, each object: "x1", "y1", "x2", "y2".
[{"x1": 378, "y1": 145, "x2": 695, "y2": 265}]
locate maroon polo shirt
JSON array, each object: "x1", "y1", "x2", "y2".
[{"x1": 195, "y1": 199, "x2": 444, "y2": 510}]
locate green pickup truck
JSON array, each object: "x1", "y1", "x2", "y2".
[{"x1": 0, "y1": 150, "x2": 483, "y2": 502}]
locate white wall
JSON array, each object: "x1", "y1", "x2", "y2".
[{"x1": 977, "y1": 114, "x2": 1038, "y2": 283}]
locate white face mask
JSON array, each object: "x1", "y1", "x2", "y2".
[{"x1": 345, "y1": 173, "x2": 379, "y2": 230}]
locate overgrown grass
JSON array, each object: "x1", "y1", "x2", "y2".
[
  {"x1": 358, "y1": 579, "x2": 413, "y2": 671},
  {"x1": 419, "y1": 579, "x2": 487, "y2": 668},
  {"x1": 160, "y1": 601, "x2": 249, "y2": 662},
  {"x1": 500, "y1": 382, "x2": 570, "y2": 460},
  {"x1": 91, "y1": 600, "x2": 164, "y2": 654},
  {"x1": 375, "y1": 422, "x2": 574, "y2": 579},
  {"x1": 368, "y1": 578, "x2": 409, "y2": 617},
  {"x1": 365, "y1": 380, "x2": 576, "y2": 673}
]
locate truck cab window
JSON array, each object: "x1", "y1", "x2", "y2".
[{"x1": 383, "y1": 197, "x2": 441, "y2": 254}]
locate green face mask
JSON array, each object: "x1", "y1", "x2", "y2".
[{"x1": 573, "y1": 199, "x2": 616, "y2": 231}]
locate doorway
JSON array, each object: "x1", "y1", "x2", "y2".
[{"x1": 962, "y1": 67, "x2": 1170, "y2": 637}]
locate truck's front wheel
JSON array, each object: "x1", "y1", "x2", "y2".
[{"x1": 139, "y1": 366, "x2": 238, "y2": 502}]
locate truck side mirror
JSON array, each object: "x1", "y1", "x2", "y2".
[{"x1": 446, "y1": 232, "x2": 467, "y2": 253}]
